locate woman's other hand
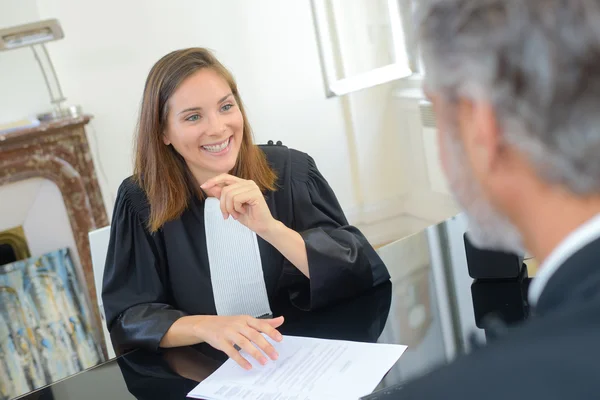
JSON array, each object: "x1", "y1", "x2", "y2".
[{"x1": 194, "y1": 315, "x2": 284, "y2": 370}]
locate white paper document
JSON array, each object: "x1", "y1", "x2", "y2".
[{"x1": 187, "y1": 335, "x2": 407, "y2": 400}]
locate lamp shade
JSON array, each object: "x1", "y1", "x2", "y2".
[{"x1": 0, "y1": 19, "x2": 63, "y2": 51}]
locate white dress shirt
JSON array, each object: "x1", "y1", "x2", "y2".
[
  {"x1": 528, "y1": 213, "x2": 600, "y2": 306},
  {"x1": 204, "y1": 197, "x2": 273, "y2": 318}
]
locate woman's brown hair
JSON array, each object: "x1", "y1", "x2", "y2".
[{"x1": 134, "y1": 48, "x2": 277, "y2": 232}]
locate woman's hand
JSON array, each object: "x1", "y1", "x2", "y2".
[
  {"x1": 201, "y1": 173, "x2": 310, "y2": 278},
  {"x1": 194, "y1": 315, "x2": 284, "y2": 370},
  {"x1": 201, "y1": 174, "x2": 277, "y2": 235}
]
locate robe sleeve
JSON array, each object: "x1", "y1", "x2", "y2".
[
  {"x1": 284, "y1": 150, "x2": 390, "y2": 309},
  {"x1": 102, "y1": 179, "x2": 187, "y2": 352}
]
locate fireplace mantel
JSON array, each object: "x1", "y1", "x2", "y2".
[{"x1": 0, "y1": 115, "x2": 109, "y2": 353}]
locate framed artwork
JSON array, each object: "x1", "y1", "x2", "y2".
[
  {"x1": 310, "y1": 0, "x2": 416, "y2": 97},
  {"x1": 0, "y1": 248, "x2": 102, "y2": 400}
]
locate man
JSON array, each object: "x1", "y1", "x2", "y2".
[{"x1": 397, "y1": 0, "x2": 600, "y2": 398}]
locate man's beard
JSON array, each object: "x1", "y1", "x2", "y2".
[{"x1": 442, "y1": 130, "x2": 526, "y2": 255}]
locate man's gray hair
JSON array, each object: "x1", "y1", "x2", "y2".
[{"x1": 418, "y1": 0, "x2": 600, "y2": 194}]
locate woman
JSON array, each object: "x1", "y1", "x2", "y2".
[{"x1": 102, "y1": 48, "x2": 389, "y2": 370}]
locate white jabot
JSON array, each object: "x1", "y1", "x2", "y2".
[
  {"x1": 204, "y1": 197, "x2": 272, "y2": 318},
  {"x1": 528, "y1": 213, "x2": 600, "y2": 306}
]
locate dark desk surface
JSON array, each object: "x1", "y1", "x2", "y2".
[{"x1": 11, "y1": 215, "x2": 531, "y2": 400}]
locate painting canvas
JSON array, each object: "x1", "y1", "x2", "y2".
[{"x1": 0, "y1": 248, "x2": 102, "y2": 400}]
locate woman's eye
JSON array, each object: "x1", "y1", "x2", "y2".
[
  {"x1": 186, "y1": 114, "x2": 200, "y2": 122},
  {"x1": 221, "y1": 104, "x2": 233, "y2": 112}
]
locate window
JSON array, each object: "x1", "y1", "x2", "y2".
[{"x1": 311, "y1": 0, "x2": 420, "y2": 97}]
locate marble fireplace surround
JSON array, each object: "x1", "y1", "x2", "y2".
[{"x1": 0, "y1": 115, "x2": 109, "y2": 355}]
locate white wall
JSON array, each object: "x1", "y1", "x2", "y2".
[
  {"x1": 1, "y1": 0, "x2": 458, "y2": 245},
  {"x1": 32, "y1": 0, "x2": 356, "y2": 219},
  {"x1": 23, "y1": 179, "x2": 82, "y2": 270},
  {"x1": 392, "y1": 89, "x2": 459, "y2": 224},
  {"x1": 422, "y1": 126, "x2": 451, "y2": 195},
  {"x1": 326, "y1": 0, "x2": 457, "y2": 228},
  {"x1": 0, "y1": 178, "x2": 81, "y2": 269},
  {"x1": 0, "y1": 0, "x2": 51, "y2": 124},
  {"x1": 0, "y1": 178, "x2": 43, "y2": 231}
]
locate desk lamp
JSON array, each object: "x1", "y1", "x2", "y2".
[{"x1": 0, "y1": 18, "x2": 81, "y2": 121}]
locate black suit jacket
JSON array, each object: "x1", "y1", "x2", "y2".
[{"x1": 397, "y1": 236, "x2": 600, "y2": 399}]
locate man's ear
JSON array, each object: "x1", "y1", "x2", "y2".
[{"x1": 459, "y1": 99, "x2": 501, "y2": 175}]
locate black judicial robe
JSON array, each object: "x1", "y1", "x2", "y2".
[{"x1": 102, "y1": 144, "x2": 390, "y2": 351}]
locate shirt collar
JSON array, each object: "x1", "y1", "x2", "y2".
[{"x1": 528, "y1": 213, "x2": 600, "y2": 306}]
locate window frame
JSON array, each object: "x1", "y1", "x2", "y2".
[{"x1": 310, "y1": 0, "x2": 419, "y2": 97}]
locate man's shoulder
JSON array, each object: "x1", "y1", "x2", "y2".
[{"x1": 399, "y1": 300, "x2": 600, "y2": 399}]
